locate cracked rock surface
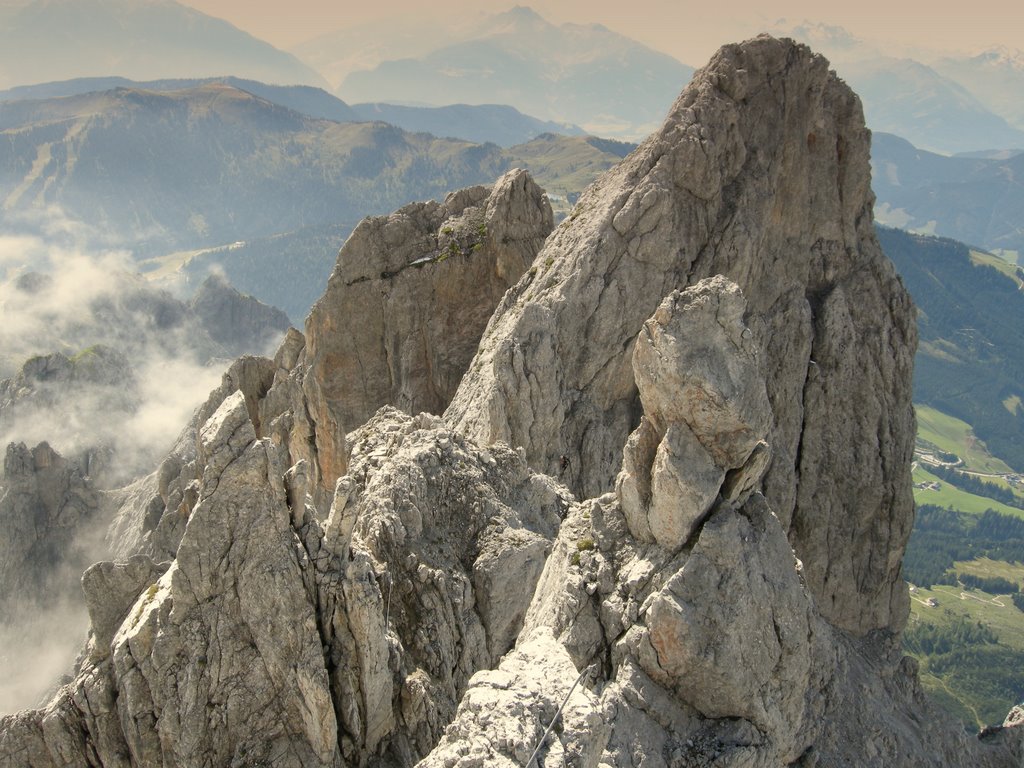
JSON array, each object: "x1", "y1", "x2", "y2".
[
  {"x1": 303, "y1": 169, "x2": 553, "y2": 492},
  {"x1": 445, "y1": 33, "x2": 916, "y2": 637},
  {"x1": 2, "y1": 34, "x2": 1023, "y2": 768}
]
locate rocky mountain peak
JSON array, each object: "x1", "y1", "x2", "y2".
[
  {"x1": 299, "y1": 167, "x2": 552, "y2": 493},
  {"x1": 446, "y1": 33, "x2": 915, "y2": 636},
  {"x1": 1, "y1": 34, "x2": 1022, "y2": 768},
  {"x1": 187, "y1": 272, "x2": 290, "y2": 353}
]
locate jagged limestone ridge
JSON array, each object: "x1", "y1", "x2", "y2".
[
  {"x1": 1, "y1": 35, "x2": 1022, "y2": 768},
  {"x1": 445, "y1": 34, "x2": 915, "y2": 637}
]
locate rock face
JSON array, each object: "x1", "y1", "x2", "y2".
[
  {"x1": 424, "y1": 276, "x2": 1017, "y2": 768},
  {"x1": 3, "y1": 34, "x2": 1023, "y2": 768},
  {"x1": 302, "y1": 168, "x2": 552, "y2": 492},
  {"x1": 446, "y1": 34, "x2": 916, "y2": 637},
  {"x1": 0, "y1": 399, "x2": 568, "y2": 766},
  {"x1": 188, "y1": 273, "x2": 291, "y2": 354},
  {"x1": 0, "y1": 442, "x2": 100, "y2": 616}
]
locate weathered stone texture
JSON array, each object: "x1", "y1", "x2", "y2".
[
  {"x1": 303, "y1": 168, "x2": 552, "y2": 491},
  {"x1": 3, "y1": 35, "x2": 1022, "y2": 768},
  {"x1": 446, "y1": 35, "x2": 916, "y2": 636}
]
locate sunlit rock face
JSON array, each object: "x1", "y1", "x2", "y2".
[
  {"x1": 446, "y1": 33, "x2": 916, "y2": 638},
  {"x1": 2, "y1": 34, "x2": 1023, "y2": 768},
  {"x1": 302, "y1": 168, "x2": 553, "y2": 492}
]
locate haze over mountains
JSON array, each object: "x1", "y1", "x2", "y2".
[
  {"x1": 935, "y1": 48, "x2": 1024, "y2": 134},
  {"x1": 0, "y1": 0, "x2": 326, "y2": 89},
  {"x1": 1, "y1": 5, "x2": 1022, "y2": 324},
  {"x1": 3, "y1": 2, "x2": 1022, "y2": 156},
  {"x1": 871, "y1": 133, "x2": 1024, "y2": 258},
  {"x1": 783, "y1": 22, "x2": 1024, "y2": 154},
  {"x1": 0, "y1": 79, "x2": 629, "y2": 318},
  {"x1": 0, "y1": 83, "x2": 509, "y2": 253},
  {"x1": 336, "y1": 6, "x2": 695, "y2": 139}
]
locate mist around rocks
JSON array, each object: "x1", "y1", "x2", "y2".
[
  {"x1": 0, "y1": 225, "x2": 289, "y2": 714},
  {"x1": 0, "y1": 595, "x2": 88, "y2": 715},
  {"x1": 0, "y1": 233, "x2": 278, "y2": 477}
]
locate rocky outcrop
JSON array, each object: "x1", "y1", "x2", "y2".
[
  {"x1": 425, "y1": 276, "x2": 1019, "y2": 767},
  {"x1": 0, "y1": 442, "x2": 100, "y2": 616},
  {"x1": 101, "y1": 354, "x2": 278, "y2": 562},
  {"x1": 0, "y1": 394, "x2": 569, "y2": 765},
  {"x1": 446, "y1": 34, "x2": 915, "y2": 637},
  {"x1": 115, "y1": 170, "x2": 552, "y2": 548},
  {"x1": 3, "y1": 34, "x2": 1023, "y2": 768},
  {"x1": 188, "y1": 273, "x2": 291, "y2": 355},
  {"x1": 302, "y1": 168, "x2": 552, "y2": 491}
]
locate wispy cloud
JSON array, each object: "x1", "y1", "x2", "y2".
[{"x1": 0, "y1": 226, "x2": 250, "y2": 714}]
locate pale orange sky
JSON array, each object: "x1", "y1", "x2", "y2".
[{"x1": 184, "y1": 0, "x2": 1023, "y2": 64}]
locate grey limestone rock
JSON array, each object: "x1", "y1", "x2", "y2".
[
  {"x1": 4, "y1": 34, "x2": 1023, "y2": 768},
  {"x1": 0, "y1": 403, "x2": 571, "y2": 766},
  {"x1": 302, "y1": 168, "x2": 553, "y2": 492},
  {"x1": 619, "y1": 277, "x2": 771, "y2": 549},
  {"x1": 81, "y1": 555, "x2": 169, "y2": 661},
  {"x1": 428, "y1": 261, "x2": 1019, "y2": 768},
  {"x1": 309, "y1": 407, "x2": 570, "y2": 762},
  {"x1": 446, "y1": 34, "x2": 916, "y2": 637}
]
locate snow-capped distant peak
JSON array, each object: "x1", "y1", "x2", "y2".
[
  {"x1": 970, "y1": 45, "x2": 1024, "y2": 70},
  {"x1": 776, "y1": 20, "x2": 860, "y2": 50}
]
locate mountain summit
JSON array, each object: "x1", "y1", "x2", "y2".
[
  {"x1": 1, "y1": 35, "x2": 1022, "y2": 767},
  {"x1": 337, "y1": 5, "x2": 694, "y2": 139},
  {"x1": 0, "y1": 0, "x2": 326, "y2": 89}
]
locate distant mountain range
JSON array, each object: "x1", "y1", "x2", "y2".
[
  {"x1": 2, "y1": 3, "x2": 1021, "y2": 157},
  {"x1": 336, "y1": 6, "x2": 694, "y2": 139},
  {"x1": 871, "y1": 132, "x2": 1024, "y2": 258},
  {"x1": 167, "y1": 133, "x2": 630, "y2": 322},
  {"x1": 0, "y1": 80, "x2": 628, "y2": 319},
  {"x1": 843, "y1": 57, "x2": 1024, "y2": 154},
  {"x1": 0, "y1": 83, "x2": 510, "y2": 255},
  {"x1": 0, "y1": 76, "x2": 361, "y2": 121},
  {"x1": 289, "y1": 16, "x2": 460, "y2": 90},
  {"x1": 0, "y1": 0, "x2": 325, "y2": 89},
  {"x1": 783, "y1": 23, "x2": 1024, "y2": 154},
  {"x1": 0, "y1": 76, "x2": 588, "y2": 149},
  {"x1": 935, "y1": 47, "x2": 1024, "y2": 133},
  {"x1": 350, "y1": 103, "x2": 584, "y2": 148}
]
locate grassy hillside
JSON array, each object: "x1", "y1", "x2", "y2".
[
  {"x1": 879, "y1": 227, "x2": 1024, "y2": 472},
  {"x1": 912, "y1": 465, "x2": 1023, "y2": 518},
  {"x1": 970, "y1": 250, "x2": 1024, "y2": 287},
  {"x1": 903, "y1": 504, "x2": 1024, "y2": 729},
  {"x1": 906, "y1": 580, "x2": 1024, "y2": 728},
  {"x1": 0, "y1": 84, "x2": 509, "y2": 256},
  {"x1": 916, "y1": 404, "x2": 1015, "y2": 475},
  {"x1": 908, "y1": 400, "x2": 1024, "y2": 728}
]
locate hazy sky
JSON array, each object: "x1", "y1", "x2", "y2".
[{"x1": 185, "y1": 0, "x2": 1023, "y2": 64}]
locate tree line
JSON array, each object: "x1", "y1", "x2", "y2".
[
  {"x1": 904, "y1": 506, "x2": 1024, "y2": 589},
  {"x1": 926, "y1": 463, "x2": 1023, "y2": 509}
]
